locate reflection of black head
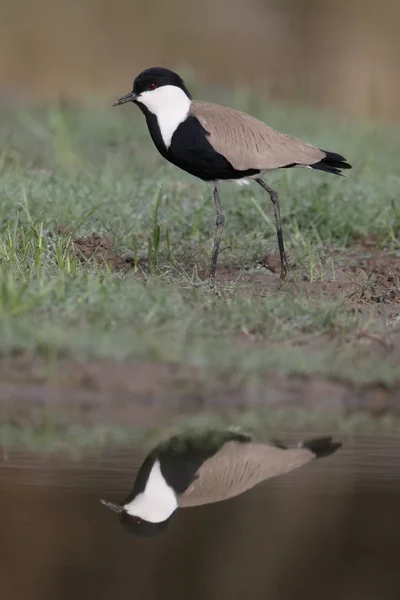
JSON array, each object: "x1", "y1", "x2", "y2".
[{"x1": 120, "y1": 511, "x2": 171, "y2": 538}]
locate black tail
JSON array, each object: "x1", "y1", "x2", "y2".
[
  {"x1": 301, "y1": 436, "x2": 342, "y2": 459},
  {"x1": 311, "y1": 151, "x2": 352, "y2": 176}
]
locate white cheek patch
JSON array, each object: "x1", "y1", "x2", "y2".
[
  {"x1": 137, "y1": 85, "x2": 191, "y2": 148},
  {"x1": 124, "y1": 460, "x2": 178, "y2": 523}
]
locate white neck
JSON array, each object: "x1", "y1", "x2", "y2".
[
  {"x1": 124, "y1": 459, "x2": 178, "y2": 523},
  {"x1": 137, "y1": 85, "x2": 191, "y2": 148}
]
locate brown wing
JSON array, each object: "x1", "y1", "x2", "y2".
[
  {"x1": 178, "y1": 441, "x2": 314, "y2": 508},
  {"x1": 190, "y1": 101, "x2": 325, "y2": 172}
]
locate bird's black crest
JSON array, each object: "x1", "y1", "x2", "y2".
[{"x1": 133, "y1": 67, "x2": 192, "y2": 99}]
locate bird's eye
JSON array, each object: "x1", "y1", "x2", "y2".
[
  {"x1": 136, "y1": 517, "x2": 142, "y2": 524},
  {"x1": 147, "y1": 83, "x2": 157, "y2": 91}
]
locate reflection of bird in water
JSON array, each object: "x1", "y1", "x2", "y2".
[{"x1": 101, "y1": 430, "x2": 342, "y2": 537}]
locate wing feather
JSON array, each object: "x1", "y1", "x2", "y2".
[
  {"x1": 178, "y1": 441, "x2": 314, "y2": 507},
  {"x1": 190, "y1": 101, "x2": 325, "y2": 171}
]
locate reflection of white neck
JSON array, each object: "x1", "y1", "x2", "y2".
[
  {"x1": 124, "y1": 460, "x2": 178, "y2": 523},
  {"x1": 138, "y1": 85, "x2": 191, "y2": 148}
]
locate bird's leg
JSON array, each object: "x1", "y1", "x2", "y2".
[
  {"x1": 209, "y1": 184, "x2": 225, "y2": 284},
  {"x1": 255, "y1": 178, "x2": 288, "y2": 279}
]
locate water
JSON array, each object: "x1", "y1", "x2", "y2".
[{"x1": 1, "y1": 434, "x2": 400, "y2": 600}]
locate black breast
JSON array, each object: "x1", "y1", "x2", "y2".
[
  {"x1": 142, "y1": 108, "x2": 259, "y2": 182},
  {"x1": 155, "y1": 430, "x2": 251, "y2": 494},
  {"x1": 168, "y1": 116, "x2": 259, "y2": 181}
]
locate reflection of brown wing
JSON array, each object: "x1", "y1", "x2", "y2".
[
  {"x1": 178, "y1": 441, "x2": 314, "y2": 507},
  {"x1": 190, "y1": 101, "x2": 325, "y2": 172}
]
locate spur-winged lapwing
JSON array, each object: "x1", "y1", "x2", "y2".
[
  {"x1": 101, "y1": 430, "x2": 342, "y2": 537},
  {"x1": 114, "y1": 67, "x2": 351, "y2": 282}
]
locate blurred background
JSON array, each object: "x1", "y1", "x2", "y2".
[{"x1": 1, "y1": 0, "x2": 399, "y2": 120}]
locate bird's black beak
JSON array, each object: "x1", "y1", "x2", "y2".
[
  {"x1": 100, "y1": 498, "x2": 123, "y2": 513},
  {"x1": 113, "y1": 91, "x2": 138, "y2": 106}
]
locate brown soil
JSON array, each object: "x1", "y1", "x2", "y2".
[
  {"x1": 58, "y1": 227, "x2": 134, "y2": 271},
  {"x1": 59, "y1": 229, "x2": 400, "y2": 313},
  {"x1": 216, "y1": 236, "x2": 400, "y2": 319}
]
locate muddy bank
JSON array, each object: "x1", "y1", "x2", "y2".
[{"x1": 1, "y1": 355, "x2": 400, "y2": 435}]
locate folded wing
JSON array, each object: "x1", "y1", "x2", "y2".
[
  {"x1": 190, "y1": 101, "x2": 325, "y2": 172},
  {"x1": 178, "y1": 440, "x2": 315, "y2": 507}
]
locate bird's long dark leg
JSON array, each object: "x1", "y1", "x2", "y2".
[
  {"x1": 255, "y1": 178, "x2": 288, "y2": 279},
  {"x1": 209, "y1": 183, "x2": 225, "y2": 283}
]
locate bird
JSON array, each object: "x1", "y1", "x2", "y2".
[
  {"x1": 100, "y1": 429, "x2": 342, "y2": 537},
  {"x1": 113, "y1": 67, "x2": 351, "y2": 283}
]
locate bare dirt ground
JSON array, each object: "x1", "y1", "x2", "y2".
[
  {"x1": 70, "y1": 229, "x2": 400, "y2": 310},
  {"x1": 1, "y1": 232, "x2": 399, "y2": 428}
]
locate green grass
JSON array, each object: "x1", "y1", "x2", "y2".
[{"x1": 0, "y1": 89, "x2": 399, "y2": 389}]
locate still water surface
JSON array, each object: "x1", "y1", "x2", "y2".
[{"x1": 1, "y1": 434, "x2": 400, "y2": 600}]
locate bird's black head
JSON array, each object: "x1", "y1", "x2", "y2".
[
  {"x1": 133, "y1": 67, "x2": 191, "y2": 99},
  {"x1": 113, "y1": 67, "x2": 191, "y2": 107},
  {"x1": 120, "y1": 511, "x2": 171, "y2": 538},
  {"x1": 100, "y1": 498, "x2": 172, "y2": 538}
]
